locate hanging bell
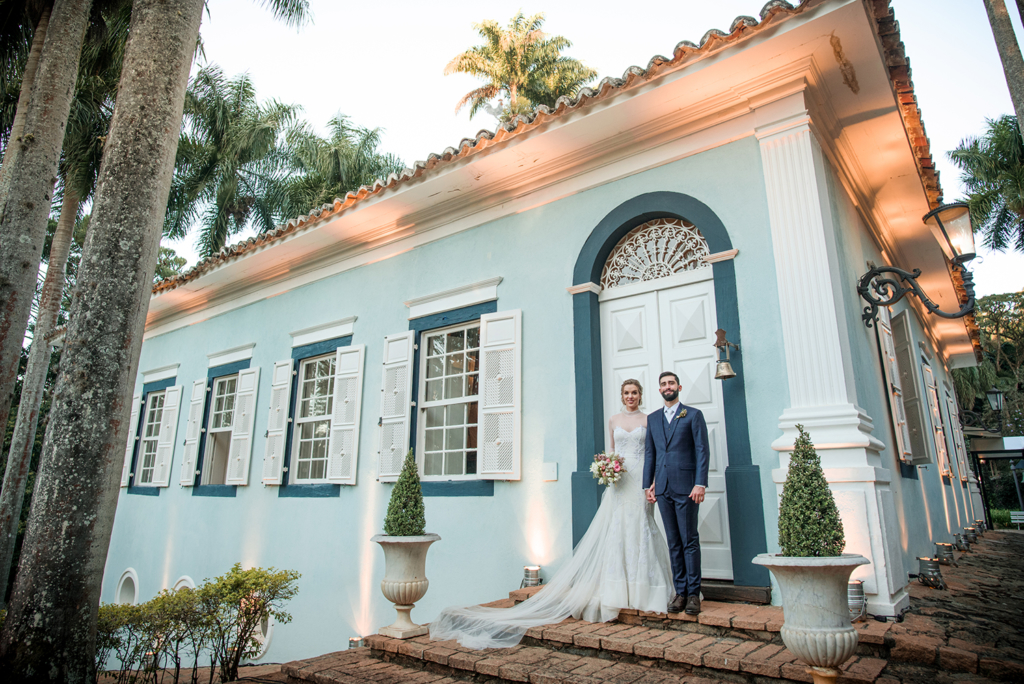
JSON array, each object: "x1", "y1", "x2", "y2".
[{"x1": 715, "y1": 360, "x2": 736, "y2": 380}]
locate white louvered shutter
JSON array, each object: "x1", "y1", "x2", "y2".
[
  {"x1": 921, "y1": 364, "x2": 951, "y2": 476},
  {"x1": 377, "y1": 332, "x2": 414, "y2": 483},
  {"x1": 226, "y1": 367, "x2": 260, "y2": 485},
  {"x1": 180, "y1": 380, "x2": 207, "y2": 486},
  {"x1": 262, "y1": 360, "x2": 293, "y2": 485},
  {"x1": 479, "y1": 310, "x2": 522, "y2": 480},
  {"x1": 151, "y1": 385, "x2": 182, "y2": 487},
  {"x1": 327, "y1": 345, "x2": 365, "y2": 485},
  {"x1": 877, "y1": 309, "x2": 912, "y2": 463},
  {"x1": 892, "y1": 310, "x2": 929, "y2": 464},
  {"x1": 121, "y1": 393, "x2": 142, "y2": 487},
  {"x1": 945, "y1": 390, "x2": 969, "y2": 481}
]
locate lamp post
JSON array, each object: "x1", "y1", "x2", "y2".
[{"x1": 858, "y1": 203, "x2": 977, "y2": 326}]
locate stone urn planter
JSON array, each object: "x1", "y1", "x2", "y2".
[
  {"x1": 372, "y1": 533, "x2": 441, "y2": 638},
  {"x1": 753, "y1": 553, "x2": 869, "y2": 683}
]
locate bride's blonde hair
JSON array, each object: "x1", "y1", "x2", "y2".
[{"x1": 621, "y1": 379, "x2": 643, "y2": 408}]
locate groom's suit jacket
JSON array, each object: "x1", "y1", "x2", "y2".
[{"x1": 643, "y1": 405, "x2": 710, "y2": 497}]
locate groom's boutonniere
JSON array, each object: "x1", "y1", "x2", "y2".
[{"x1": 675, "y1": 408, "x2": 687, "y2": 421}]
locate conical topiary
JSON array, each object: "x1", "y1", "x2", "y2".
[
  {"x1": 383, "y1": 449, "x2": 426, "y2": 536},
  {"x1": 778, "y1": 425, "x2": 845, "y2": 557}
]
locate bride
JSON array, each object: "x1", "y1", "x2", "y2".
[{"x1": 429, "y1": 379, "x2": 674, "y2": 649}]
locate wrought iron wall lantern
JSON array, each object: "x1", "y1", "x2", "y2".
[
  {"x1": 858, "y1": 203, "x2": 977, "y2": 327},
  {"x1": 713, "y1": 328, "x2": 739, "y2": 380},
  {"x1": 960, "y1": 388, "x2": 1005, "y2": 434}
]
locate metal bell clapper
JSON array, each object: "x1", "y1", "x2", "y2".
[
  {"x1": 964, "y1": 527, "x2": 979, "y2": 544},
  {"x1": 935, "y1": 542, "x2": 957, "y2": 567},
  {"x1": 713, "y1": 329, "x2": 739, "y2": 380},
  {"x1": 916, "y1": 557, "x2": 947, "y2": 590},
  {"x1": 953, "y1": 533, "x2": 970, "y2": 552}
]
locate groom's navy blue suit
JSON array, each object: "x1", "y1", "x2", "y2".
[{"x1": 643, "y1": 404, "x2": 710, "y2": 600}]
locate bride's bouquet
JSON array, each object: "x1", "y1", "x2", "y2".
[{"x1": 591, "y1": 451, "x2": 625, "y2": 486}]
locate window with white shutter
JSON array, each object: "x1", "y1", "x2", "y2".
[
  {"x1": 180, "y1": 380, "x2": 206, "y2": 486},
  {"x1": 121, "y1": 394, "x2": 142, "y2": 487},
  {"x1": 262, "y1": 360, "x2": 293, "y2": 485},
  {"x1": 225, "y1": 367, "x2": 260, "y2": 485},
  {"x1": 921, "y1": 363, "x2": 951, "y2": 477},
  {"x1": 327, "y1": 345, "x2": 365, "y2": 485},
  {"x1": 945, "y1": 388, "x2": 970, "y2": 482},
  {"x1": 891, "y1": 310, "x2": 930, "y2": 465},
  {"x1": 876, "y1": 308, "x2": 912, "y2": 463},
  {"x1": 378, "y1": 331, "x2": 414, "y2": 483},
  {"x1": 478, "y1": 310, "x2": 522, "y2": 480},
  {"x1": 149, "y1": 385, "x2": 181, "y2": 487}
]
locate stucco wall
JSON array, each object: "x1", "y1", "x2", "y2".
[{"x1": 102, "y1": 136, "x2": 788, "y2": 663}]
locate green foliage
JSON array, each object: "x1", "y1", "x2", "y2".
[
  {"x1": 778, "y1": 426, "x2": 845, "y2": 557},
  {"x1": 990, "y1": 508, "x2": 1013, "y2": 529},
  {"x1": 96, "y1": 564, "x2": 300, "y2": 683},
  {"x1": 949, "y1": 115, "x2": 1024, "y2": 253},
  {"x1": 155, "y1": 247, "x2": 189, "y2": 282},
  {"x1": 384, "y1": 449, "x2": 426, "y2": 536},
  {"x1": 445, "y1": 11, "x2": 597, "y2": 122}
]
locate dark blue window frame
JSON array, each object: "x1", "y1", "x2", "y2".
[
  {"x1": 126, "y1": 376, "x2": 177, "y2": 496},
  {"x1": 190, "y1": 360, "x2": 252, "y2": 497},
  {"x1": 409, "y1": 302, "x2": 497, "y2": 498},
  {"x1": 278, "y1": 335, "x2": 352, "y2": 498}
]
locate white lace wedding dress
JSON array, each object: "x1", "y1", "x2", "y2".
[{"x1": 429, "y1": 426, "x2": 673, "y2": 649}]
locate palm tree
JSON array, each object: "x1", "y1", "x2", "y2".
[
  {"x1": 165, "y1": 65, "x2": 299, "y2": 258},
  {"x1": 985, "y1": 0, "x2": 1024, "y2": 141},
  {"x1": 0, "y1": 0, "x2": 129, "y2": 611},
  {"x1": 949, "y1": 115, "x2": 1024, "y2": 253},
  {"x1": 445, "y1": 11, "x2": 596, "y2": 122},
  {"x1": 284, "y1": 113, "x2": 404, "y2": 214},
  {"x1": 0, "y1": 0, "x2": 310, "y2": 679}
]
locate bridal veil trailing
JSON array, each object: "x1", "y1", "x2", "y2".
[{"x1": 429, "y1": 426, "x2": 672, "y2": 649}]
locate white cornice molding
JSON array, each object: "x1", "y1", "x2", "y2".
[
  {"x1": 704, "y1": 249, "x2": 739, "y2": 264},
  {"x1": 207, "y1": 343, "x2": 256, "y2": 367},
  {"x1": 142, "y1": 364, "x2": 179, "y2": 384},
  {"x1": 405, "y1": 277, "x2": 502, "y2": 320},
  {"x1": 565, "y1": 283, "x2": 601, "y2": 296},
  {"x1": 290, "y1": 317, "x2": 357, "y2": 348}
]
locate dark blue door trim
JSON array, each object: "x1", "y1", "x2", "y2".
[{"x1": 570, "y1": 191, "x2": 768, "y2": 586}]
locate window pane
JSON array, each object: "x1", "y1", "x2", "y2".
[
  {"x1": 466, "y1": 349, "x2": 479, "y2": 373},
  {"x1": 425, "y1": 379, "x2": 442, "y2": 402},
  {"x1": 313, "y1": 420, "x2": 329, "y2": 439},
  {"x1": 466, "y1": 374, "x2": 479, "y2": 397},
  {"x1": 298, "y1": 439, "x2": 312, "y2": 460},
  {"x1": 425, "y1": 429, "x2": 443, "y2": 452},
  {"x1": 309, "y1": 460, "x2": 326, "y2": 480},
  {"x1": 467, "y1": 425, "x2": 478, "y2": 448},
  {"x1": 427, "y1": 357, "x2": 443, "y2": 379},
  {"x1": 447, "y1": 403, "x2": 466, "y2": 426},
  {"x1": 429, "y1": 336, "x2": 445, "y2": 357},
  {"x1": 446, "y1": 330, "x2": 465, "y2": 353},
  {"x1": 466, "y1": 326, "x2": 480, "y2": 349},
  {"x1": 446, "y1": 428, "x2": 464, "y2": 450},
  {"x1": 467, "y1": 401, "x2": 478, "y2": 424},
  {"x1": 444, "y1": 452, "x2": 464, "y2": 475},
  {"x1": 425, "y1": 407, "x2": 444, "y2": 428},
  {"x1": 424, "y1": 452, "x2": 443, "y2": 475},
  {"x1": 445, "y1": 377, "x2": 463, "y2": 399},
  {"x1": 466, "y1": 450, "x2": 477, "y2": 474},
  {"x1": 297, "y1": 460, "x2": 310, "y2": 480},
  {"x1": 446, "y1": 353, "x2": 464, "y2": 376},
  {"x1": 224, "y1": 378, "x2": 236, "y2": 396}
]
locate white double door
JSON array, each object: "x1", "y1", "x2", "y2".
[{"x1": 599, "y1": 269, "x2": 734, "y2": 580}]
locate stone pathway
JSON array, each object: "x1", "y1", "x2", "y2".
[{"x1": 283, "y1": 530, "x2": 1024, "y2": 683}]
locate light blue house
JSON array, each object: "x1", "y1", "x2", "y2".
[{"x1": 102, "y1": 0, "x2": 985, "y2": 663}]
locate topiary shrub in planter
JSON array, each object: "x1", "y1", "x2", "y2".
[
  {"x1": 372, "y1": 450, "x2": 440, "y2": 639},
  {"x1": 753, "y1": 426, "x2": 869, "y2": 684}
]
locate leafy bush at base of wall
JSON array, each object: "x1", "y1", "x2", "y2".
[
  {"x1": 990, "y1": 508, "x2": 1012, "y2": 529},
  {"x1": 97, "y1": 563, "x2": 299, "y2": 684}
]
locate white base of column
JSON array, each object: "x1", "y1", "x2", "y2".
[{"x1": 771, "y1": 404, "x2": 885, "y2": 453}]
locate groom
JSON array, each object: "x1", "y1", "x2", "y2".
[{"x1": 643, "y1": 371, "x2": 710, "y2": 616}]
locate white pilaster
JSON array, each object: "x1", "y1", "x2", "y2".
[{"x1": 759, "y1": 107, "x2": 907, "y2": 616}]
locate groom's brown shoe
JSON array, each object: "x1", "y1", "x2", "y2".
[
  {"x1": 667, "y1": 594, "x2": 686, "y2": 614},
  {"x1": 684, "y1": 595, "x2": 701, "y2": 615}
]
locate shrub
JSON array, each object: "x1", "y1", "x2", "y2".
[
  {"x1": 990, "y1": 508, "x2": 1012, "y2": 529},
  {"x1": 778, "y1": 425, "x2": 845, "y2": 557},
  {"x1": 383, "y1": 449, "x2": 426, "y2": 536}
]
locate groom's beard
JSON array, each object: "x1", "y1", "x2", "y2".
[{"x1": 660, "y1": 388, "x2": 679, "y2": 402}]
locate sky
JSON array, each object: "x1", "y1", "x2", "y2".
[{"x1": 165, "y1": 0, "x2": 1024, "y2": 298}]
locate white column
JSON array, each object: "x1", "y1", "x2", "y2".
[{"x1": 758, "y1": 109, "x2": 908, "y2": 616}]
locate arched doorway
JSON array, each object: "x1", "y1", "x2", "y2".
[
  {"x1": 598, "y1": 218, "x2": 733, "y2": 579},
  {"x1": 570, "y1": 191, "x2": 769, "y2": 587}
]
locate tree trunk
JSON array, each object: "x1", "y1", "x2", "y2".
[
  {"x1": 0, "y1": 0, "x2": 91, "y2": 463},
  {"x1": 0, "y1": 7, "x2": 51, "y2": 189},
  {"x1": 986, "y1": 0, "x2": 1024, "y2": 140},
  {"x1": 0, "y1": 186, "x2": 79, "y2": 611},
  {"x1": 0, "y1": 0, "x2": 204, "y2": 679}
]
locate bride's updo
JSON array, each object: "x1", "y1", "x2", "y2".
[{"x1": 620, "y1": 379, "x2": 643, "y2": 408}]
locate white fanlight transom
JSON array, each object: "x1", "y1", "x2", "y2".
[{"x1": 600, "y1": 218, "x2": 710, "y2": 289}]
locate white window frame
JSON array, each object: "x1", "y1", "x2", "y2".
[
  {"x1": 944, "y1": 386, "x2": 970, "y2": 482},
  {"x1": 416, "y1": 320, "x2": 482, "y2": 481},
  {"x1": 201, "y1": 374, "x2": 238, "y2": 485},
  {"x1": 876, "y1": 307, "x2": 913, "y2": 463},
  {"x1": 136, "y1": 390, "x2": 166, "y2": 486},
  {"x1": 921, "y1": 362, "x2": 952, "y2": 478},
  {"x1": 290, "y1": 353, "x2": 336, "y2": 484}
]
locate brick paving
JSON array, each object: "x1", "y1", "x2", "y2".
[{"x1": 283, "y1": 530, "x2": 1024, "y2": 683}]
